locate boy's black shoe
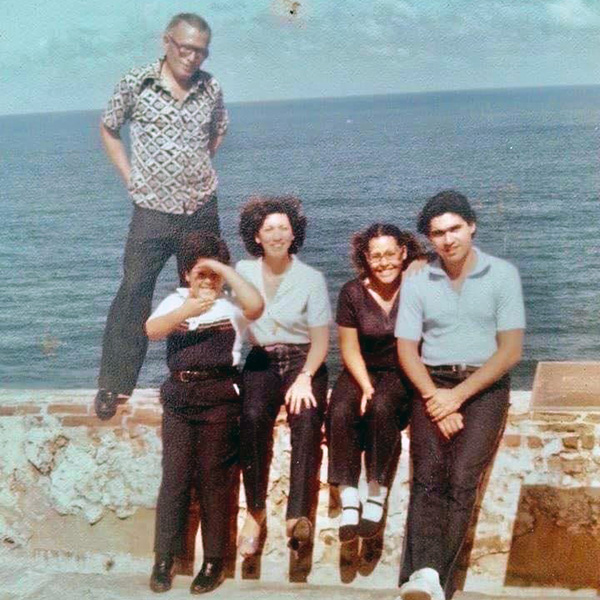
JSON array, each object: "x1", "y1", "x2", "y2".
[{"x1": 190, "y1": 559, "x2": 225, "y2": 594}]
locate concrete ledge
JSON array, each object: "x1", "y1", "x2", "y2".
[{"x1": 1, "y1": 388, "x2": 599, "y2": 596}]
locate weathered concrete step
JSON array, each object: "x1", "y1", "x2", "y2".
[{"x1": 0, "y1": 567, "x2": 596, "y2": 600}]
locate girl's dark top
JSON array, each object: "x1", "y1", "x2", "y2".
[{"x1": 336, "y1": 278, "x2": 401, "y2": 370}]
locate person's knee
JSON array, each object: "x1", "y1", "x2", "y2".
[
  {"x1": 327, "y1": 394, "x2": 357, "y2": 427},
  {"x1": 241, "y1": 402, "x2": 271, "y2": 431},
  {"x1": 366, "y1": 392, "x2": 397, "y2": 423},
  {"x1": 290, "y1": 408, "x2": 322, "y2": 439},
  {"x1": 448, "y1": 463, "x2": 484, "y2": 497},
  {"x1": 411, "y1": 461, "x2": 446, "y2": 493}
]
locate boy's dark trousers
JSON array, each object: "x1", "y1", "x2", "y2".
[{"x1": 154, "y1": 375, "x2": 239, "y2": 560}]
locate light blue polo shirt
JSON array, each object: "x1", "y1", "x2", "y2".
[{"x1": 395, "y1": 247, "x2": 525, "y2": 366}]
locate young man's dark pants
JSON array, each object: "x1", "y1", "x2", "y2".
[
  {"x1": 154, "y1": 376, "x2": 239, "y2": 560},
  {"x1": 400, "y1": 370, "x2": 510, "y2": 600},
  {"x1": 240, "y1": 344, "x2": 328, "y2": 520},
  {"x1": 98, "y1": 198, "x2": 219, "y2": 395},
  {"x1": 326, "y1": 368, "x2": 411, "y2": 487}
]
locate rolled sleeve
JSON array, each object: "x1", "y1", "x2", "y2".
[
  {"x1": 395, "y1": 277, "x2": 423, "y2": 341},
  {"x1": 496, "y1": 264, "x2": 526, "y2": 331},
  {"x1": 306, "y1": 272, "x2": 332, "y2": 328}
]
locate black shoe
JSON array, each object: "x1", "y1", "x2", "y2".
[
  {"x1": 358, "y1": 499, "x2": 385, "y2": 539},
  {"x1": 339, "y1": 506, "x2": 360, "y2": 543},
  {"x1": 149, "y1": 557, "x2": 174, "y2": 593},
  {"x1": 94, "y1": 389, "x2": 120, "y2": 421},
  {"x1": 190, "y1": 559, "x2": 225, "y2": 594}
]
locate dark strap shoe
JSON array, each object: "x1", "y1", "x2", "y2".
[
  {"x1": 94, "y1": 389, "x2": 121, "y2": 421},
  {"x1": 149, "y1": 557, "x2": 174, "y2": 593},
  {"x1": 358, "y1": 499, "x2": 385, "y2": 539},
  {"x1": 190, "y1": 558, "x2": 225, "y2": 594},
  {"x1": 339, "y1": 506, "x2": 360, "y2": 543}
]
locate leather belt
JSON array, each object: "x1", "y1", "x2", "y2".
[
  {"x1": 171, "y1": 366, "x2": 238, "y2": 383},
  {"x1": 428, "y1": 364, "x2": 479, "y2": 375}
]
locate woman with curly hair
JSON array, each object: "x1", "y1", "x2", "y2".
[
  {"x1": 327, "y1": 223, "x2": 424, "y2": 542},
  {"x1": 235, "y1": 196, "x2": 331, "y2": 557}
]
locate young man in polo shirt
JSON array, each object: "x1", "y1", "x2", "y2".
[{"x1": 395, "y1": 190, "x2": 525, "y2": 600}]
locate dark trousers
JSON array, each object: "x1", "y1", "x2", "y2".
[
  {"x1": 327, "y1": 368, "x2": 411, "y2": 487},
  {"x1": 240, "y1": 345, "x2": 328, "y2": 520},
  {"x1": 154, "y1": 377, "x2": 239, "y2": 560},
  {"x1": 98, "y1": 199, "x2": 219, "y2": 394},
  {"x1": 400, "y1": 370, "x2": 510, "y2": 599}
]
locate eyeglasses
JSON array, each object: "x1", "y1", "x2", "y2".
[
  {"x1": 167, "y1": 35, "x2": 209, "y2": 60},
  {"x1": 367, "y1": 250, "x2": 401, "y2": 264}
]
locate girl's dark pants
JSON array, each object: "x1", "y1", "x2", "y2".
[{"x1": 326, "y1": 368, "x2": 411, "y2": 488}]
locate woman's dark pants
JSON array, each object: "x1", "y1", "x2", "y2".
[
  {"x1": 327, "y1": 368, "x2": 411, "y2": 488},
  {"x1": 240, "y1": 345, "x2": 328, "y2": 520}
]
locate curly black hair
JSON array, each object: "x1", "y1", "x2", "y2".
[
  {"x1": 239, "y1": 195, "x2": 307, "y2": 257},
  {"x1": 351, "y1": 223, "x2": 424, "y2": 279}
]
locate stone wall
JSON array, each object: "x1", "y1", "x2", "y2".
[{"x1": 0, "y1": 389, "x2": 598, "y2": 594}]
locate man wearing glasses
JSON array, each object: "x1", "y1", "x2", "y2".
[{"x1": 94, "y1": 13, "x2": 229, "y2": 419}]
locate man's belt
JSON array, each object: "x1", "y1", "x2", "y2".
[
  {"x1": 428, "y1": 364, "x2": 479, "y2": 376},
  {"x1": 171, "y1": 366, "x2": 238, "y2": 383}
]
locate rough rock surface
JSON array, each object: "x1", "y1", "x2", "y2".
[{"x1": 1, "y1": 388, "x2": 599, "y2": 596}]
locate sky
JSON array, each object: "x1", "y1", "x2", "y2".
[{"x1": 2, "y1": 0, "x2": 599, "y2": 115}]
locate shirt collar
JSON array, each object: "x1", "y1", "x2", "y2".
[
  {"x1": 428, "y1": 246, "x2": 490, "y2": 279},
  {"x1": 141, "y1": 58, "x2": 209, "y2": 95}
]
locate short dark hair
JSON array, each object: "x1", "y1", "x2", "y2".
[
  {"x1": 166, "y1": 13, "x2": 211, "y2": 40},
  {"x1": 417, "y1": 190, "x2": 477, "y2": 236},
  {"x1": 351, "y1": 223, "x2": 424, "y2": 279},
  {"x1": 177, "y1": 232, "x2": 230, "y2": 284},
  {"x1": 239, "y1": 196, "x2": 307, "y2": 257}
]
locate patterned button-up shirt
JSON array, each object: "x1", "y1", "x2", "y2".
[{"x1": 102, "y1": 60, "x2": 229, "y2": 215}]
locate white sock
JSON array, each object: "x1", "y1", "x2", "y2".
[
  {"x1": 339, "y1": 485, "x2": 360, "y2": 526},
  {"x1": 363, "y1": 482, "x2": 387, "y2": 522}
]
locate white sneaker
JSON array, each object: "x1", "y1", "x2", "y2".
[{"x1": 397, "y1": 568, "x2": 445, "y2": 600}]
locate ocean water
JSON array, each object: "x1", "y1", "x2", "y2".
[{"x1": 2, "y1": 86, "x2": 599, "y2": 391}]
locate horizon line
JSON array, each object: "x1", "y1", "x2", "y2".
[{"x1": 2, "y1": 81, "x2": 599, "y2": 119}]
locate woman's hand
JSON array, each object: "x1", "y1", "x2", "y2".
[
  {"x1": 285, "y1": 372, "x2": 317, "y2": 414},
  {"x1": 359, "y1": 382, "x2": 375, "y2": 416}
]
